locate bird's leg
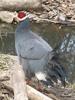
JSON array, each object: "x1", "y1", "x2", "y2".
[
  {"x1": 37, "y1": 80, "x2": 44, "y2": 92},
  {"x1": 31, "y1": 78, "x2": 45, "y2": 92},
  {"x1": 26, "y1": 77, "x2": 32, "y2": 85}
]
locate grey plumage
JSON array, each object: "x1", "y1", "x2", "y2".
[{"x1": 15, "y1": 18, "x2": 66, "y2": 86}]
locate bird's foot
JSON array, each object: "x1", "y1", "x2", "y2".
[{"x1": 26, "y1": 78, "x2": 32, "y2": 85}]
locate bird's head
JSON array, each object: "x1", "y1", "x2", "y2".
[
  {"x1": 15, "y1": 11, "x2": 30, "y2": 31},
  {"x1": 17, "y1": 11, "x2": 28, "y2": 22}
]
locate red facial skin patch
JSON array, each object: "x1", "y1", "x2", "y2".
[{"x1": 18, "y1": 11, "x2": 26, "y2": 19}]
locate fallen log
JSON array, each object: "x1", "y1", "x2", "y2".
[
  {"x1": 27, "y1": 85, "x2": 53, "y2": 100},
  {"x1": 0, "y1": 0, "x2": 41, "y2": 10},
  {"x1": 11, "y1": 59, "x2": 28, "y2": 100}
]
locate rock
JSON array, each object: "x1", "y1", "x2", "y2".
[
  {"x1": 0, "y1": 0, "x2": 42, "y2": 10},
  {"x1": 61, "y1": 3, "x2": 67, "y2": 8},
  {"x1": 42, "y1": 4, "x2": 50, "y2": 11},
  {"x1": 71, "y1": 0, "x2": 75, "y2": 4},
  {"x1": 39, "y1": 13, "x2": 48, "y2": 19},
  {"x1": 66, "y1": 13, "x2": 72, "y2": 20},
  {"x1": 48, "y1": 11, "x2": 56, "y2": 19},
  {"x1": 58, "y1": 13, "x2": 66, "y2": 21},
  {"x1": 0, "y1": 11, "x2": 17, "y2": 23},
  {"x1": 71, "y1": 15, "x2": 75, "y2": 20}
]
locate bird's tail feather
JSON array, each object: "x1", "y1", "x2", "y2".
[
  {"x1": 46, "y1": 34, "x2": 70, "y2": 86},
  {"x1": 45, "y1": 59, "x2": 67, "y2": 87}
]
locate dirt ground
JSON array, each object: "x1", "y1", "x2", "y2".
[{"x1": 0, "y1": 54, "x2": 75, "y2": 100}]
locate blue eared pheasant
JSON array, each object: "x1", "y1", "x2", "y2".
[{"x1": 15, "y1": 11, "x2": 67, "y2": 87}]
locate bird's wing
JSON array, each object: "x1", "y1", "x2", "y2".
[{"x1": 19, "y1": 39, "x2": 50, "y2": 60}]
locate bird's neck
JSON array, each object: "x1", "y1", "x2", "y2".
[{"x1": 16, "y1": 18, "x2": 30, "y2": 33}]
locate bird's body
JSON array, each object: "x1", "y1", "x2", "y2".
[
  {"x1": 15, "y1": 17, "x2": 66, "y2": 86},
  {"x1": 15, "y1": 18, "x2": 53, "y2": 81}
]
